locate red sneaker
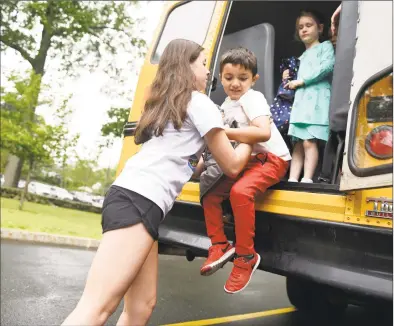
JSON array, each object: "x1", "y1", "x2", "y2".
[
  {"x1": 224, "y1": 253, "x2": 261, "y2": 294},
  {"x1": 200, "y1": 243, "x2": 235, "y2": 276}
]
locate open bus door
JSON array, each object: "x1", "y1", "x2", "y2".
[
  {"x1": 339, "y1": 1, "x2": 393, "y2": 192},
  {"x1": 118, "y1": 1, "x2": 231, "y2": 176}
]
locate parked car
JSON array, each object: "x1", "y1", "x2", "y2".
[
  {"x1": 50, "y1": 186, "x2": 74, "y2": 201},
  {"x1": 18, "y1": 180, "x2": 26, "y2": 189},
  {"x1": 69, "y1": 191, "x2": 94, "y2": 205},
  {"x1": 91, "y1": 195, "x2": 104, "y2": 208},
  {"x1": 28, "y1": 182, "x2": 53, "y2": 197}
]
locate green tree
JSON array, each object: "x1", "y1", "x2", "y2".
[
  {"x1": 1, "y1": 71, "x2": 77, "y2": 209},
  {"x1": 50, "y1": 97, "x2": 80, "y2": 188},
  {"x1": 53, "y1": 154, "x2": 116, "y2": 195},
  {"x1": 1, "y1": 0, "x2": 146, "y2": 186},
  {"x1": 66, "y1": 157, "x2": 97, "y2": 190},
  {"x1": 1, "y1": 149, "x2": 10, "y2": 173},
  {"x1": 64, "y1": 158, "x2": 102, "y2": 191},
  {"x1": 101, "y1": 106, "x2": 130, "y2": 145},
  {"x1": 1, "y1": 72, "x2": 43, "y2": 159}
]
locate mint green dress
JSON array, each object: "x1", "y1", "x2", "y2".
[{"x1": 288, "y1": 41, "x2": 335, "y2": 142}]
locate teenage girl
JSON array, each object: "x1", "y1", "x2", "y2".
[{"x1": 62, "y1": 39, "x2": 257, "y2": 326}]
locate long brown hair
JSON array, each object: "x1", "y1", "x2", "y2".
[{"x1": 134, "y1": 39, "x2": 204, "y2": 144}]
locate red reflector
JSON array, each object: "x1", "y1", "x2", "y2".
[
  {"x1": 365, "y1": 210, "x2": 393, "y2": 219},
  {"x1": 365, "y1": 125, "x2": 393, "y2": 159}
]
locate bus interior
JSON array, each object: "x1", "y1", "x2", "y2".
[{"x1": 208, "y1": 1, "x2": 345, "y2": 191}]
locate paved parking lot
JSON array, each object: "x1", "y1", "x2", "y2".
[{"x1": 1, "y1": 240, "x2": 392, "y2": 326}]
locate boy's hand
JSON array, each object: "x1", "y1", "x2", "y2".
[
  {"x1": 225, "y1": 128, "x2": 242, "y2": 144},
  {"x1": 285, "y1": 80, "x2": 304, "y2": 90},
  {"x1": 191, "y1": 156, "x2": 205, "y2": 179},
  {"x1": 224, "y1": 127, "x2": 234, "y2": 138},
  {"x1": 225, "y1": 115, "x2": 271, "y2": 144},
  {"x1": 282, "y1": 69, "x2": 290, "y2": 80}
]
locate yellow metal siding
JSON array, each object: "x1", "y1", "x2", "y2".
[
  {"x1": 116, "y1": 1, "x2": 229, "y2": 177},
  {"x1": 353, "y1": 73, "x2": 393, "y2": 169},
  {"x1": 178, "y1": 182, "x2": 392, "y2": 229}
]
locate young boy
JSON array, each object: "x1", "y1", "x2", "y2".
[{"x1": 200, "y1": 47, "x2": 292, "y2": 294}]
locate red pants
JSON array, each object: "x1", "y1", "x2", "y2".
[{"x1": 202, "y1": 153, "x2": 289, "y2": 255}]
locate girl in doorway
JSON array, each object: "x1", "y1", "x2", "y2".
[
  {"x1": 62, "y1": 39, "x2": 255, "y2": 326},
  {"x1": 284, "y1": 10, "x2": 335, "y2": 183}
]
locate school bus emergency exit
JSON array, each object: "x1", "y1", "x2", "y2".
[{"x1": 119, "y1": 1, "x2": 393, "y2": 314}]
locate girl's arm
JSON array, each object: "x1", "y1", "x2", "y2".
[
  {"x1": 225, "y1": 116, "x2": 271, "y2": 144},
  {"x1": 224, "y1": 91, "x2": 271, "y2": 144},
  {"x1": 204, "y1": 128, "x2": 252, "y2": 179},
  {"x1": 331, "y1": 4, "x2": 342, "y2": 35},
  {"x1": 301, "y1": 42, "x2": 335, "y2": 86}
]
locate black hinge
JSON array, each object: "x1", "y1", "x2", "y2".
[{"x1": 123, "y1": 121, "x2": 138, "y2": 137}]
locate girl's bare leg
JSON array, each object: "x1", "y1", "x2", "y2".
[
  {"x1": 116, "y1": 242, "x2": 159, "y2": 326},
  {"x1": 288, "y1": 141, "x2": 304, "y2": 181},
  {"x1": 62, "y1": 223, "x2": 155, "y2": 326},
  {"x1": 303, "y1": 139, "x2": 319, "y2": 180}
]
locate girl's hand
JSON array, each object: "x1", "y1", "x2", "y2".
[
  {"x1": 282, "y1": 69, "x2": 290, "y2": 80},
  {"x1": 285, "y1": 80, "x2": 304, "y2": 90},
  {"x1": 331, "y1": 4, "x2": 342, "y2": 36},
  {"x1": 204, "y1": 128, "x2": 252, "y2": 179}
]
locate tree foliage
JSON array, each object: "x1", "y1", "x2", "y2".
[
  {"x1": 101, "y1": 106, "x2": 130, "y2": 140},
  {"x1": 1, "y1": 71, "x2": 79, "y2": 164},
  {"x1": 1, "y1": 72, "x2": 51, "y2": 162},
  {"x1": 1, "y1": 0, "x2": 146, "y2": 185},
  {"x1": 1, "y1": 71, "x2": 76, "y2": 209},
  {"x1": 1, "y1": 0, "x2": 146, "y2": 76},
  {"x1": 35, "y1": 157, "x2": 117, "y2": 195}
]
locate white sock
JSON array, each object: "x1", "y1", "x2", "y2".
[
  {"x1": 301, "y1": 178, "x2": 313, "y2": 183},
  {"x1": 288, "y1": 178, "x2": 298, "y2": 182}
]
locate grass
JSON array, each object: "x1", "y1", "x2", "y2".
[{"x1": 1, "y1": 197, "x2": 102, "y2": 239}]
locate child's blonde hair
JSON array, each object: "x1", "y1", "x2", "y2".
[{"x1": 294, "y1": 10, "x2": 325, "y2": 42}]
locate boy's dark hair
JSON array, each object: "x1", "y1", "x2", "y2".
[
  {"x1": 219, "y1": 47, "x2": 258, "y2": 76},
  {"x1": 294, "y1": 10, "x2": 326, "y2": 42}
]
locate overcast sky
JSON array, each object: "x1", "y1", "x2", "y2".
[{"x1": 1, "y1": 1, "x2": 165, "y2": 169}]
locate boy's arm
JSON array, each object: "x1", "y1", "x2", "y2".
[
  {"x1": 225, "y1": 91, "x2": 272, "y2": 144},
  {"x1": 225, "y1": 115, "x2": 271, "y2": 144}
]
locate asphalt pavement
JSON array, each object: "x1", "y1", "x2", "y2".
[{"x1": 1, "y1": 240, "x2": 392, "y2": 326}]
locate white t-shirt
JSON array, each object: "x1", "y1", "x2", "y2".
[
  {"x1": 221, "y1": 89, "x2": 292, "y2": 161},
  {"x1": 113, "y1": 91, "x2": 224, "y2": 216}
]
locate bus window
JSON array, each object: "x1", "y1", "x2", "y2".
[{"x1": 151, "y1": 1, "x2": 216, "y2": 63}]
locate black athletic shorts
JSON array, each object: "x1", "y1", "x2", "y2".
[{"x1": 101, "y1": 185, "x2": 163, "y2": 240}]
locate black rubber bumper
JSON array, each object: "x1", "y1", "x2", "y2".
[{"x1": 159, "y1": 200, "x2": 393, "y2": 301}]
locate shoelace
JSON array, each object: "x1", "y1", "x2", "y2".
[
  {"x1": 208, "y1": 245, "x2": 224, "y2": 257},
  {"x1": 234, "y1": 257, "x2": 250, "y2": 269},
  {"x1": 230, "y1": 257, "x2": 250, "y2": 280}
]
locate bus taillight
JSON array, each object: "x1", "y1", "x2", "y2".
[{"x1": 365, "y1": 125, "x2": 393, "y2": 159}]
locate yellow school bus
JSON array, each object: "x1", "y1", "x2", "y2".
[{"x1": 120, "y1": 1, "x2": 392, "y2": 313}]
